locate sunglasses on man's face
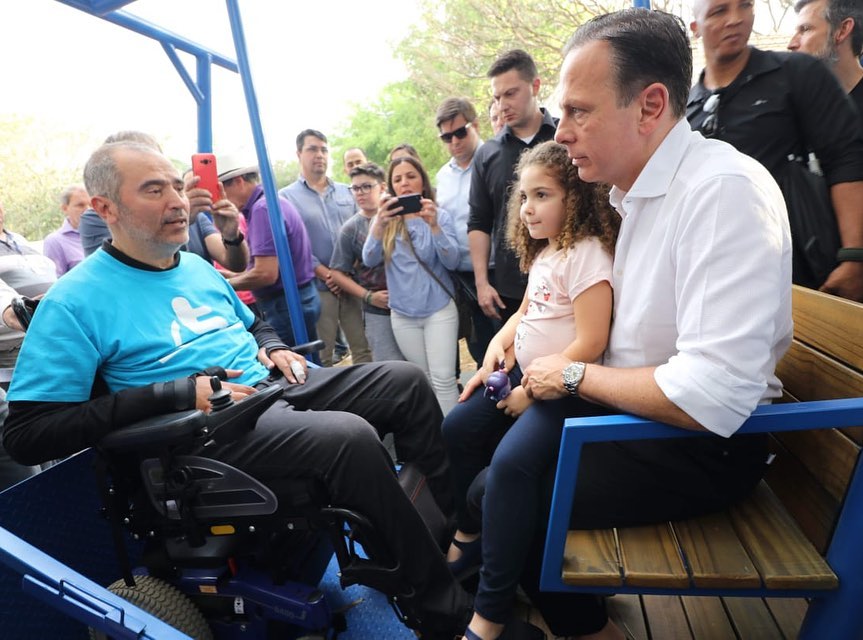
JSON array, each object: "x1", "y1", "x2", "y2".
[
  {"x1": 439, "y1": 122, "x2": 473, "y2": 144},
  {"x1": 700, "y1": 92, "x2": 721, "y2": 138}
]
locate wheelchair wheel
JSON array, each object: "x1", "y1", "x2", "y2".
[{"x1": 89, "y1": 575, "x2": 213, "y2": 640}]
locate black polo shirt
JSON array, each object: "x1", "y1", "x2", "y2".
[
  {"x1": 467, "y1": 108, "x2": 558, "y2": 300},
  {"x1": 686, "y1": 47, "x2": 863, "y2": 186}
]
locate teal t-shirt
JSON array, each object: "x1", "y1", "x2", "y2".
[{"x1": 8, "y1": 249, "x2": 270, "y2": 403}]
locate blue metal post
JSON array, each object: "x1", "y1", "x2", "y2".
[
  {"x1": 195, "y1": 55, "x2": 213, "y2": 153},
  {"x1": 223, "y1": 0, "x2": 308, "y2": 344}
]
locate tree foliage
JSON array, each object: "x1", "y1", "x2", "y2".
[
  {"x1": 0, "y1": 116, "x2": 91, "y2": 241},
  {"x1": 331, "y1": 81, "x2": 451, "y2": 184}
]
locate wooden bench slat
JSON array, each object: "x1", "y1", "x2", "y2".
[
  {"x1": 672, "y1": 513, "x2": 761, "y2": 588},
  {"x1": 773, "y1": 428, "x2": 859, "y2": 504},
  {"x1": 723, "y1": 597, "x2": 784, "y2": 638},
  {"x1": 681, "y1": 596, "x2": 736, "y2": 639},
  {"x1": 606, "y1": 594, "x2": 649, "y2": 640},
  {"x1": 777, "y1": 340, "x2": 863, "y2": 402},
  {"x1": 618, "y1": 523, "x2": 689, "y2": 588},
  {"x1": 729, "y1": 482, "x2": 837, "y2": 589},
  {"x1": 764, "y1": 598, "x2": 808, "y2": 640},
  {"x1": 561, "y1": 529, "x2": 621, "y2": 586},
  {"x1": 766, "y1": 436, "x2": 841, "y2": 554},
  {"x1": 791, "y1": 285, "x2": 863, "y2": 373},
  {"x1": 642, "y1": 595, "x2": 693, "y2": 639}
]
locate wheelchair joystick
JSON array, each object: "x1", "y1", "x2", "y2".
[{"x1": 208, "y1": 376, "x2": 235, "y2": 412}]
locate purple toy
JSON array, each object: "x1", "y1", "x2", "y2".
[{"x1": 484, "y1": 364, "x2": 512, "y2": 402}]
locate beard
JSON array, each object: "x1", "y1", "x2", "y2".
[{"x1": 813, "y1": 38, "x2": 840, "y2": 66}]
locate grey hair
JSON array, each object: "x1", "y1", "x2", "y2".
[
  {"x1": 59, "y1": 184, "x2": 87, "y2": 206},
  {"x1": 83, "y1": 141, "x2": 157, "y2": 203}
]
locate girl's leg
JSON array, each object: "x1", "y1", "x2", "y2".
[
  {"x1": 473, "y1": 396, "x2": 588, "y2": 624},
  {"x1": 391, "y1": 311, "x2": 430, "y2": 375},
  {"x1": 423, "y1": 300, "x2": 460, "y2": 415},
  {"x1": 441, "y1": 388, "x2": 514, "y2": 536}
]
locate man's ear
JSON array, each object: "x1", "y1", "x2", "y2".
[
  {"x1": 532, "y1": 77, "x2": 541, "y2": 97},
  {"x1": 835, "y1": 17, "x2": 855, "y2": 46},
  {"x1": 90, "y1": 195, "x2": 118, "y2": 224},
  {"x1": 639, "y1": 83, "x2": 670, "y2": 133},
  {"x1": 690, "y1": 20, "x2": 700, "y2": 38}
]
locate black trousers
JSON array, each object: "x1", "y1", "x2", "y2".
[{"x1": 195, "y1": 361, "x2": 469, "y2": 629}]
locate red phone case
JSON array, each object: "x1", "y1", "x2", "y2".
[{"x1": 191, "y1": 153, "x2": 220, "y2": 202}]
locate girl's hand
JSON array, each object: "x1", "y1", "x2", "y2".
[
  {"x1": 369, "y1": 290, "x2": 390, "y2": 309},
  {"x1": 458, "y1": 368, "x2": 488, "y2": 402},
  {"x1": 418, "y1": 198, "x2": 439, "y2": 231},
  {"x1": 497, "y1": 385, "x2": 533, "y2": 418},
  {"x1": 481, "y1": 340, "x2": 508, "y2": 375}
]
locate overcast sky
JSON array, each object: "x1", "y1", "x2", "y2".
[{"x1": 1, "y1": 0, "x2": 421, "y2": 167}]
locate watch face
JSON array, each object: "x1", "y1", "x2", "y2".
[{"x1": 563, "y1": 362, "x2": 585, "y2": 395}]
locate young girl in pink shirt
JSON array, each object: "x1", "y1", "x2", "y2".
[{"x1": 441, "y1": 141, "x2": 619, "y2": 639}]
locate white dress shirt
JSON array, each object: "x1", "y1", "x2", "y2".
[
  {"x1": 436, "y1": 144, "x2": 481, "y2": 272},
  {"x1": 606, "y1": 119, "x2": 793, "y2": 437}
]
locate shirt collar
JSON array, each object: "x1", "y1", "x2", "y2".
[
  {"x1": 299, "y1": 175, "x2": 333, "y2": 193},
  {"x1": 500, "y1": 108, "x2": 557, "y2": 143},
  {"x1": 689, "y1": 46, "x2": 780, "y2": 107},
  {"x1": 60, "y1": 219, "x2": 78, "y2": 234},
  {"x1": 102, "y1": 240, "x2": 181, "y2": 272},
  {"x1": 242, "y1": 184, "x2": 265, "y2": 216},
  {"x1": 609, "y1": 119, "x2": 694, "y2": 208}
]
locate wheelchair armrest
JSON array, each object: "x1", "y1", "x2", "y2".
[
  {"x1": 99, "y1": 410, "x2": 206, "y2": 454},
  {"x1": 290, "y1": 339, "x2": 325, "y2": 356}
]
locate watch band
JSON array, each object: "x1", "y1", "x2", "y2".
[
  {"x1": 836, "y1": 247, "x2": 863, "y2": 262},
  {"x1": 222, "y1": 232, "x2": 245, "y2": 247}
]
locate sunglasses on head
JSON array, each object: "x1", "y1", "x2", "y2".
[{"x1": 439, "y1": 122, "x2": 473, "y2": 143}]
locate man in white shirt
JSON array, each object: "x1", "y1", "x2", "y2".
[
  {"x1": 434, "y1": 97, "x2": 496, "y2": 364},
  {"x1": 459, "y1": 10, "x2": 792, "y2": 640}
]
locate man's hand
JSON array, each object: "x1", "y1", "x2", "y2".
[
  {"x1": 258, "y1": 347, "x2": 308, "y2": 384},
  {"x1": 820, "y1": 261, "x2": 863, "y2": 302},
  {"x1": 1, "y1": 305, "x2": 24, "y2": 332},
  {"x1": 497, "y1": 385, "x2": 533, "y2": 417},
  {"x1": 193, "y1": 369, "x2": 256, "y2": 412},
  {"x1": 523, "y1": 353, "x2": 571, "y2": 401},
  {"x1": 477, "y1": 281, "x2": 505, "y2": 320}
]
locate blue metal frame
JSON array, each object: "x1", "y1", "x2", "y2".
[
  {"x1": 540, "y1": 397, "x2": 863, "y2": 640},
  {"x1": 0, "y1": 526, "x2": 190, "y2": 639},
  {"x1": 53, "y1": 0, "x2": 309, "y2": 343}
]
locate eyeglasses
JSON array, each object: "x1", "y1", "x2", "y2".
[
  {"x1": 439, "y1": 122, "x2": 473, "y2": 143},
  {"x1": 348, "y1": 182, "x2": 380, "y2": 194},
  {"x1": 700, "y1": 92, "x2": 721, "y2": 138}
]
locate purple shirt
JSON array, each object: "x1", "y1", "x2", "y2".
[
  {"x1": 242, "y1": 185, "x2": 315, "y2": 299},
  {"x1": 42, "y1": 219, "x2": 84, "y2": 277}
]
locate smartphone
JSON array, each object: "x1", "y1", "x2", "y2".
[
  {"x1": 191, "y1": 153, "x2": 220, "y2": 202},
  {"x1": 391, "y1": 193, "x2": 422, "y2": 215}
]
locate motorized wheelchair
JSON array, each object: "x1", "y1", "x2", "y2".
[{"x1": 88, "y1": 365, "x2": 449, "y2": 640}]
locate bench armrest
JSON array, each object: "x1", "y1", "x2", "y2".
[{"x1": 540, "y1": 397, "x2": 863, "y2": 592}]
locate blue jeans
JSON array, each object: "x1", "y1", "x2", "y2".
[{"x1": 257, "y1": 282, "x2": 321, "y2": 350}]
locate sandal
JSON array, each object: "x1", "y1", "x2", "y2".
[{"x1": 462, "y1": 619, "x2": 546, "y2": 640}]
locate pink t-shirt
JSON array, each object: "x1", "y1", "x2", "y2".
[{"x1": 514, "y1": 237, "x2": 613, "y2": 369}]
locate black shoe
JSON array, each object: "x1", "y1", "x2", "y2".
[{"x1": 448, "y1": 536, "x2": 482, "y2": 580}]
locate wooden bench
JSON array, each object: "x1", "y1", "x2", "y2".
[{"x1": 540, "y1": 286, "x2": 863, "y2": 639}]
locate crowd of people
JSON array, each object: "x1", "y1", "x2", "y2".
[{"x1": 1, "y1": 0, "x2": 863, "y2": 638}]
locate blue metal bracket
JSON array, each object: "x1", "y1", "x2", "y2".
[{"x1": 52, "y1": 0, "x2": 308, "y2": 344}]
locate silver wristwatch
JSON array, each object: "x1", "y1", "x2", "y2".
[{"x1": 562, "y1": 361, "x2": 586, "y2": 397}]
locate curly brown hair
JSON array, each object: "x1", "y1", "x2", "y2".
[{"x1": 506, "y1": 141, "x2": 619, "y2": 273}]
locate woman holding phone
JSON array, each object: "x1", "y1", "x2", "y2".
[{"x1": 362, "y1": 156, "x2": 461, "y2": 414}]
